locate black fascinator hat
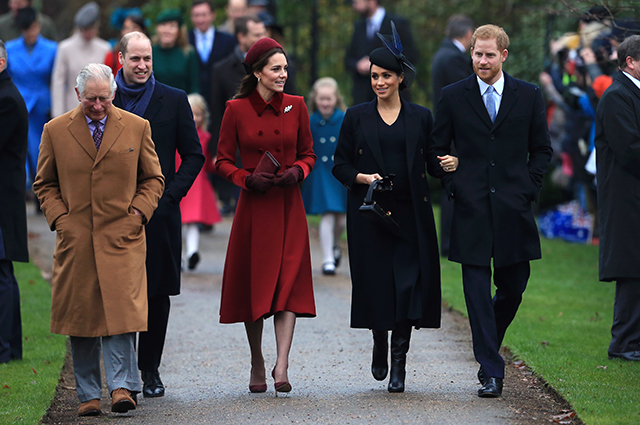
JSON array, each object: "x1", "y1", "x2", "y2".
[{"x1": 369, "y1": 21, "x2": 416, "y2": 90}]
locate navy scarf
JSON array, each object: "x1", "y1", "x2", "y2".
[{"x1": 115, "y1": 68, "x2": 155, "y2": 117}]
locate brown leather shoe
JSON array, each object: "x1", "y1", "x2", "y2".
[
  {"x1": 78, "y1": 399, "x2": 101, "y2": 416},
  {"x1": 111, "y1": 388, "x2": 136, "y2": 413}
]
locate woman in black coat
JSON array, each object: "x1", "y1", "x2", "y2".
[{"x1": 333, "y1": 23, "x2": 456, "y2": 393}]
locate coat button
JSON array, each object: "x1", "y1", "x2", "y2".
[
  {"x1": 423, "y1": 196, "x2": 429, "y2": 202},
  {"x1": 322, "y1": 155, "x2": 329, "y2": 162},
  {"x1": 420, "y1": 148, "x2": 424, "y2": 154},
  {"x1": 490, "y1": 187, "x2": 496, "y2": 194},
  {"x1": 258, "y1": 130, "x2": 263, "y2": 136},
  {"x1": 490, "y1": 134, "x2": 495, "y2": 140},
  {"x1": 358, "y1": 149, "x2": 363, "y2": 155},
  {"x1": 274, "y1": 129, "x2": 280, "y2": 135},
  {"x1": 421, "y1": 173, "x2": 426, "y2": 178},
  {"x1": 275, "y1": 148, "x2": 281, "y2": 153},
  {"x1": 330, "y1": 136, "x2": 336, "y2": 142},
  {"x1": 320, "y1": 137, "x2": 326, "y2": 143},
  {"x1": 490, "y1": 160, "x2": 496, "y2": 166}
]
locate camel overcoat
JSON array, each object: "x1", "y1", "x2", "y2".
[{"x1": 33, "y1": 105, "x2": 164, "y2": 337}]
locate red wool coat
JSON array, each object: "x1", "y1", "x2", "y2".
[
  {"x1": 216, "y1": 90, "x2": 316, "y2": 323},
  {"x1": 176, "y1": 128, "x2": 222, "y2": 225}
]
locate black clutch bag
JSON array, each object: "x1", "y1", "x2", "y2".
[{"x1": 358, "y1": 178, "x2": 400, "y2": 236}]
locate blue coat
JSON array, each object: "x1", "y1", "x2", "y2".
[
  {"x1": 6, "y1": 35, "x2": 57, "y2": 117},
  {"x1": 302, "y1": 109, "x2": 347, "y2": 214},
  {"x1": 6, "y1": 35, "x2": 57, "y2": 183}
]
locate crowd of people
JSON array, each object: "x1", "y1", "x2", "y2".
[{"x1": 1, "y1": 0, "x2": 639, "y2": 419}]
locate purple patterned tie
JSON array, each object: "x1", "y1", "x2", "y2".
[{"x1": 92, "y1": 121, "x2": 103, "y2": 151}]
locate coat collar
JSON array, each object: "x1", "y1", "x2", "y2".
[
  {"x1": 464, "y1": 72, "x2": 518, "y2": 129},
  {"x1": 248, "y1": 89, "x2": 283, "y2": 117},
  {"x1": 616, "y1": 72, "x2": 640, "y2": 102},
  {"x1": 68, "y1": 105, "x2": 124, "y2": 164}
]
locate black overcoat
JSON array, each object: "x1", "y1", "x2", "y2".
[
  {"x1": 114, "y1": 81, "x2": 204, "y2": 296},
  {"x1": 430, "y1": 38, "x2": 473, "y2": 113},
  {"x1": 0, "y1": 69, "x2": 29, "y2": 263},
  {"x1": 595, "y1": 72, "x2": 640, "y2": 282},
  {"x1": 428, "y1": 73, "x2": 552, "y2": 268},
  {"x1": 333, "y1": 99, "x2": 441, "y2": 330}
]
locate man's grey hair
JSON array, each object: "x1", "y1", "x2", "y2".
[
  {"x1": 618, "y1": 35, "x2": 640, "y2": 70},
  {"x1": 76, "y1": 63, "x2": 117, "y2": 96},
  {"x1": 445, "y1": 15, "x2": 475, "y2": 40},
  {"x1": 0, "y1": 40, "x2": 7, "y2": 70}
]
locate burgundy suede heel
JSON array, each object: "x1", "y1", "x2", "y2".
[{"x1": 271, "y1": 369, "x2": 292, "y2": 396}]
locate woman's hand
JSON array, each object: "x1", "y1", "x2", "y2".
[
  {"x1": 437, "y1": 155, "x2": 458, "y2": 172},
  {"x1": 355, "y1": 173, "x2": 382, "y2": 185}
]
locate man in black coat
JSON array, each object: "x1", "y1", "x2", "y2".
[
  {"x1": 344, "y1": 0, "x2": 416, "y2": 105},
  {"x1": 595, "y1": 35, "x2": 640, "y2": 362},
  {"x1": 430, "y1": 14, "x2": 474, "y2": 257},
  {"x1": 429, "y1": 25, "x2": 552, "y2": 398},
  {"x1": 0, "y1": 40, "x2": 29, "y2": 364},
  {"x1": 188, "y1": 0, "x2": 237, "y2": 110},
  {"x1": 113, "y1": 32, "x2": 204, "y2": 397},
  {"x1": 209, "y1": 15, "x2": 266, "y2": 215}
]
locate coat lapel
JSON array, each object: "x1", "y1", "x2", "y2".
[
  {"x1": 95, "y1": 107, "x2": 124, "y2": 164},
  {"x1": 360, "y1": 100, "x2": 388, "y2": 176},
  {"x1": 464, "y1": 76, "x2": 493, "y2": 129},
  {"x1": 617, "y1": 72, "x2": 640, "y2": 102},
  {"x1": 67, "y1": 105, "x2": 97, "y2": 161},
  {"x1": 402, "y1": 100, "x2": 419, "y2": 175},
  {"x1": 493, "y1": 73, "x2": 518, "y2": 129},
  {"x1": 142, "y1": 86, "x2": 162, "y2": 123}
]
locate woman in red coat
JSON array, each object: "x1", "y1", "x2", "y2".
[{"x1": 215, "y1": 38, "x2": 316, "y2": 395}]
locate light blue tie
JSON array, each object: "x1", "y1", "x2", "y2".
[{"x1": 484, "y1": 85, "x2": 497, "y2": 123}]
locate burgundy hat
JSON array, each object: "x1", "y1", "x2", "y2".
[{"x1": 243, "y1": 38, "x2": 283, "y2": 74}]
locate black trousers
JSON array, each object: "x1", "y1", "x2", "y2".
[
  {"x1": 138, "y1": 294, "x2": 171, "y2": 372},
  {"x1": 0, "y1": 259, "x2": 22, "y2": 363},
  {"x1": 439, "y1": 192, "x2": 454, "y2": 256},
  {"x1": 609, "y1": 279, "x2": 640, "y2": 354},
  {"x1": 461, "y1": 261, "x2": 530, "y2": 379}
]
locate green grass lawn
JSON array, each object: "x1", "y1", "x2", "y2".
[
  {"x1": 0, "y1": 262, "x2": 66, "y2": 425},
  {"x1": 439, "y1": 220, "x2": 640, "y2": 425}
]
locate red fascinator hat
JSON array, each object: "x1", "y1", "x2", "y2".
[{"x1": 243, "y1": 37, "x2": 284, "y2": 74}]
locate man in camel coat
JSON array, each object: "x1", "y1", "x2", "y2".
[{"x1": 33, "y1": 63, "x2": 164, "y2": 417}]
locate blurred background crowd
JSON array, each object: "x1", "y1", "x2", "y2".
[{"x1": 2, "y1": 0, "x2": 639, "y2": 247}]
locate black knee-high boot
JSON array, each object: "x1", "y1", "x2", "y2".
[
  {"x1": 371, "y1": 330, "x2": 389, "y2": 381},
  {"x1": 388, "y1": 323, "x2": 412, "y2": 393}
]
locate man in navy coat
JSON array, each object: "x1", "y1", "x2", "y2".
[
  {"x1": 344, "y1": 0, "x2": 416, "y2": 105},
  {"x1": 188, "y1": 0, "x2": 236, "y2": 110},
  {"x1": 430, "y1": 14, "x2": 475, "y2": 257},
  {"x1": 0, "y1": 40, "x2": 29, "y2": 364},
  {"x1": 595, "y1": 35, "x2": 640, "y2": 362},
  {"x1": 429, "y1": 24, "x2": 552, "y2": 398},
  {"x1": 113, "y1": 31, "x2": 204, "y2": 398}
]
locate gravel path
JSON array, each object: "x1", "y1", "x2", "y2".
[{"x1": 29, "y1": 210, "x2": 573, "y2": 424}]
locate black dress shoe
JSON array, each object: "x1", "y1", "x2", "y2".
[
  {"x1": 188, "y1": 252, "x2": 200, "y2": 270},
  {"x1": 608, "y1": 350, "x2": 640, "y2": 361},
  {"x1": 478, "y1": 377, "x2": 503, "y2": 398},
  {"x1": 333, "y1": 245, "x2": 342, "y2": 268},
  {"x1": 142, "y1": 370, "x2": 165, "y2": 398},
  {"x1": 371, "y1": 330, "x2": 388, "y2": 381},
  {"x1": 477, "y1": 366, "x2": 487, "y2": 386}
]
